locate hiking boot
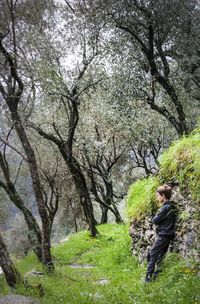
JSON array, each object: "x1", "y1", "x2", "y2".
[{"x1": 144, "y1": 276, "x2": 152, "y2": 282}]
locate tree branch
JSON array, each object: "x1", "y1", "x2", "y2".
[
  {"x1": 64, "y1": 0, "x2": 75, "y2": 14},
  {"x1": 0, "y1": 136, "x2": 28, "y2": 162},
  {"x1": 0, "y1": 35, "x2": 23, "y2": 100},
  {"x1": 116, "y1": 24, "x2": 148, "y2": 53}
]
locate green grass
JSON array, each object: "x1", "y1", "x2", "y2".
[
  {"x1": 1, "y1": 224, "x2": 200, "y2": 304},
  {"x1": 159, "y1": 128, "x2": 200, "y2": 201},
  {"x1": 126, "y1": 176, "x2": 160, "y2": 221}
]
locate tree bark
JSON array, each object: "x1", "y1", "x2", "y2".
[
  {"x1": 0, "y1": 154, "x2": 42, "y2": 261},
  {"x1": 61, "y1": 154, "x2": 98, "y2": 237},
  {"x1": 0, "y1": 233, "x2": 21, "y2": 288},
  {"x1": 6, "y1": 102, "x2": 54, "y2": 270},
  {"x1": 100, "y1": 205, "x2": 108, "y2": 224}
]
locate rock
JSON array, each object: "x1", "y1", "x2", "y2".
[
  {"x1": 24, "y1": 270, "x2": 44, "y2": 278},
  {"x1": 0, "y1": 295, "x2": 40, "y2": 304},
  {"x1": 58, "y1": 236, "x2": 70, "y2": 243},
  {"x1": 144, "y1": 230, "x2": 154, "y2": 242},
  {"x1": 172, "y1": 187, "x2": 184, "y2": 202},
  {"x1": 80, "y1": 292, "x2": 104, "y2": 299},
  {"x1": 67, "y1": 263, "x2": 94, "y2": 269},
  {"x1": 93, "y1": 293, "x2": 104, "y2": 299},
  {"x1": 93, "y1": 278, "x2": 110, "y2": 285}
]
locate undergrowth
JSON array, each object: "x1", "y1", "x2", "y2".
[{"x1": 0, "y1": 224, "x2": 199, "y2": 304}]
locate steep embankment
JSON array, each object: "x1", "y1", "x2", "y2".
[{"x1": 127, "y1": 127, "x2": 200, "y2": 262}]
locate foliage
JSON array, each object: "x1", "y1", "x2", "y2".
[
  {"x1": 159, "y1": 126, "x2": 200, "y2": 201},
  {"x1": 0, "y1": 224, "x2": 200, "y2": 303},
  {"x1": 126, "y1": 176, "x2": 160, "y2": 221},
  {"x1": 75, "y1": 0, "x2": 200, "y2": 135}
]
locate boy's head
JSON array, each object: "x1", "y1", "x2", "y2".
[{"x1": 157, "y1": 184, "x2": 172, "y2": 202}]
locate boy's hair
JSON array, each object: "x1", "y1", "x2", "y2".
[{"x1": 157, "y1": 184, "x2": 172, "y2": 200}]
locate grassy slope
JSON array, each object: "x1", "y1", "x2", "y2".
[
  {"x1": 0, "y1": 224, "x2": 200, "y2": 304},
  {"x1": 159, "y1": 129, "x2": 200, "y2": 201},
  {"x1": 126, "y1": 128, "x2": 200, "y2": 222}
]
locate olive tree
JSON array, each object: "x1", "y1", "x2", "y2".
[
  {"x1": 73, "y1": 0, "x2": 200, "y2": 135},
  {"x1": 0, "y1": 0, "x2": 59, "y2": 270}
]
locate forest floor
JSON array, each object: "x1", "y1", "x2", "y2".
[{"x1": 0, "y1": 224, "x2": 200, "y2": 304}]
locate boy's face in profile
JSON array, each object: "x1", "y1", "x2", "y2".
[{"x1": 157, "y1": 192, "x2": 167, "y2": 204}]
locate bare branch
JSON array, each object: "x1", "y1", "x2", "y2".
[
  {"x1": 116, "y1": 24, "x2": 148, "y2": 53},
  {"x1": 64, "y1": 0, "x2": 75, "y2": 14},
  {"x1": 0, "y1": 136, "x2": 28, "y2": 162}
]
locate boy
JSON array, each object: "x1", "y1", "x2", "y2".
[{"x1": 144, "y1": 184, "x2": 176, "y2": 282}]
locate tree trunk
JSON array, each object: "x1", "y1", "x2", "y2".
[
  {"x1": 0, "y1": 233, "x2": 21, "y2": 288},
  {"x1": 112, "y1": 202, "x2": 123, "y2": 223},
  {"x1": 100, "y1": 205, "x2": 108, "y2": 224},
  {"x1": 7, "y1": 102, "x2": 54, "y2": 270},
  {"x1": 105, "y1": 182, "x2": 123, "y2": 224},
  {"x1": 67, "y1": 156, "x2": 98, "y2": 237},
  {"x1": 24, "y1": 209, "x2": 42, "y2": 261},
  {"x1": 0, "y1": 178, "x2": 42, "y2": 261}
]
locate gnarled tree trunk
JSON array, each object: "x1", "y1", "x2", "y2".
[
  {"x1": 0, "y1": 36, "x2": 54, "y2": 270},
  {"x1": 0, "y1": 153, "x2": 42, "y2": 261},
  {"x1": 0, "y1": 233, "x2": 21, "y2": 288}
]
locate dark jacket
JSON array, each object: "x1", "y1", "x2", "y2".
[{"x1": 153, "y1": 201, "x2": 176, "y2": 237}]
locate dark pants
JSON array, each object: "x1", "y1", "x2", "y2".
[{"x1": 146, "y1": 235, "x2": 172, "y2": 277}]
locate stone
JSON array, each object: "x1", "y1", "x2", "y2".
[
  {"x1": 80, "y1": 292, "x2": 104, "y2": 299},
  {"x1": 0, "y1": 295, "x2": 40, "y2": 304},
  {"x1": 24, "y1": 270, "x2": 44, "y2": 278},
  {"x1": 58, "y1": 236, "x2": 70, "y2": 243},
  {"x1": 93, "y1": 293, "x2": 104, "y2": 299},
  {"x1": 67, "y1": 263, "x2": 94, "y2": 269},
  {"x1": 93, "y1": 278, "x2": 110, "y2": 285},
  {"x1": 172, "y1": 187, "x2": 184, "y2": 202},
  {"x1": 144, "y1": 230, "x2": 154, "y2": 242}
]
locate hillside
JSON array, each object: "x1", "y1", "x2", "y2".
[
  {"x1": 0, "y1": 224, "x2": 200, "y2": 304},
  {"x1": 1, "y1": 128, "x2": 200, "y2": 303}
]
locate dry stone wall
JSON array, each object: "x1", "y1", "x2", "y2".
[{"x1": 129, "y1": 186, "x2": 200, "y2": 262}]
